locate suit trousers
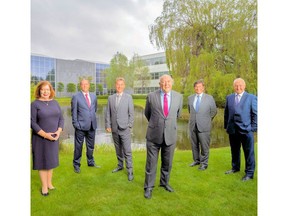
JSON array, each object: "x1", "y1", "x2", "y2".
[
  {"x1": 112, "y1": 129, "x2": 133, "y2": 173},
  {"x1": 144, "y1": 139, "x2": 176, "y2": 189},
  {"x1": 228, "y1": 131, "x2": 255, "y2": 177},
  {"x1": 190, "y1": 125, "x2": 211, "y2": 167},
  {"x1": 73, "y1": 126, "x2": 96, "y2": 168}
]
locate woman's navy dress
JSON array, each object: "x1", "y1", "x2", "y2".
[{"x1": 31, "y1": 100, "x2": 64, "y2": 170}]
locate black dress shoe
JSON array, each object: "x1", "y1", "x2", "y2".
[
  {"x1": 88, "y1": 164, "x2": 101, "y2": 168},
  {"x1": 74, "y1": 167, "x2": 80, "y2": 173},
  {"x1": 112, "y1": 167, "x2": 123, "y2": 173},
  {"x1": 242, "y1": 176, "x2": 253, "y2": 181},
  {"x1": 128, "y1": 173, "x2": 134, "y2": 181},
  {"x1": 40, "y1": 189, "x2": 49, "y2": 196},
  {"x1": 160, "y1": 184, "x2": 174, "y2": 192},
  {"x1": 198, "y1": 165, "x2": 208, "y2": 171},
  {"x1": 189, "y1": 162, "x2": 200, "y2": 167},
  {"x1": 225, "y1": 169, "x2": 239, "y2": 174},
  {"x1": 144, "y1": 188, "x2": 152, "y2": 199}
]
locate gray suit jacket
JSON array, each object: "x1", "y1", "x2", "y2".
[
  {"x1": 105, "y1": 93, "x2": 134, "y2": 132},
  {"x1": 145, "y1": 89, "x2": 183, "y2": 146},
  {"x1": 71, "y1": 91, "x2": 97, "y2": 131},
  {"x1": 188, "y1": 93, "x2": 217, "y2": 132}
]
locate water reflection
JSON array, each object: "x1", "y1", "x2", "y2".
[{"x1": 60, "y1": 105, "x2": 232, "y2": 150}]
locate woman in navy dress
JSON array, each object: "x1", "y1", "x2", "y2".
[{"x1": 31, "y1": 81, "x2": 64, "y2": 196}]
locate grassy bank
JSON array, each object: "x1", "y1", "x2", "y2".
[{"x1": 31, "y1": 145, "x2": 257, "y2": 216}]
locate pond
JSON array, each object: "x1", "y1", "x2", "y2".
[{"x1": 59, "y1": 104, "x2": 236, "y2": 150}]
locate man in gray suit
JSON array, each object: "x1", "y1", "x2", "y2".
[
  {"x1": 71, "y1": 78, "x2": 100, "y2": 173},
  {"x1": 188, "y1": 79, "x2": 217, "y2": 170},
  {"x1": 105, "y1": 77, "x2": 134, "y2": 181},
  {"x1": 144, "y1": 74, "x2": 183, "y2": 199}
]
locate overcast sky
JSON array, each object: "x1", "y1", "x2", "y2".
[{"x1": 31, "y1": 0, "x2": 165, "y2": 63}]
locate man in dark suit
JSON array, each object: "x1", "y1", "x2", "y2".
[
  {"x1": 71, "y1": 78, "x2": 100, "y2": 173},
  {"x1": 188, "y1": 79, "x2": 217, "y2": 170},
  {"x1": 224, "y1": 78, "x2": 257, "y2": 181},
  {"x1": 143, "y1": 74, "x2": 183, "y2": 199},
  {"x1": 105, "y1": 77, "x2": 134, "y2": 181}
]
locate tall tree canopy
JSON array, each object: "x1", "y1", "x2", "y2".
[
  {"x1": 105, "y1": 52, "x2": 133, "y2": 90},
  {"x1": 149, "y1": 0, "x2": 257, "y2": 104}
]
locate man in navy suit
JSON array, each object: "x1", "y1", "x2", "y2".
[
  {"x1": 224, "y1": 78, "x2": 257, "y2": 181},
  {"x1": 71, "y1": 78, "x2": 100, "y2": 173}
]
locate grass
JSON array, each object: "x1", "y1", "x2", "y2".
[{"x1": 31, "y1": 145, "x2": 257, "y2": 216}]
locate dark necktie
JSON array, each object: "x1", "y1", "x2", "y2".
[
  {"x1": 85, "y1": 93, "x2": 90, "y2": 107},
  {"x1": 163, "y1": 93, "x2": 169, "y2": 117}
]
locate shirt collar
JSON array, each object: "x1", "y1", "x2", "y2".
[
  {"x1": 196, "y1": 93, "x2": 203, "y2": 97},
  {"x1": 235, "y1": 91, "x2": 245, "y2": 97},
  {"x1": 161, "y1": 90, "x2": 170, "y2": 96}
]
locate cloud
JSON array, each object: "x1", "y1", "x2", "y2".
[{"x1": 31, "y1": 0, "x2": 164, "y2": 62}]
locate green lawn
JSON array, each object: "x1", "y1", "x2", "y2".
[{"x1": 31, "y1": 145, "x2": 257, "y2": 216}]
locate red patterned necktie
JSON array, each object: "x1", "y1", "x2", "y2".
[
  {"x1": 164, "y1": 93, "x2": 169, "y2": 117},
  {"x1": 85, "y1": 93, "x2": 91, "y2": 107}
]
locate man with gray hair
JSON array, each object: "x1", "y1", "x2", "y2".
[
  {"x1": 224, "y1": 78, "x2": 257, "y2": 181},
  {"x1": 105, "y1": 77, "x2": 134, "y2": 181},
  {"x1": 143, "y1": 74, "x2": 183, "y2": 199}
]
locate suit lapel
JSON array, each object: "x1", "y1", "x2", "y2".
[{"x1": 155, "y1": 90, "x2": 164, "y2": 117}]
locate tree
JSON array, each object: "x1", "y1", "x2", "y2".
[
  {"x1": 57, "y1": 82, "x2": 64, "y2": 97},
  {"x1": 149, "y1": 0, "x2": 257, "y2": 100},
  {"x1": 67, "y1": 83, "x2": 77, "y2": 96},
  {"x1": 96, "y1": 84, "x2": 104, "y2": 95},
  {"x1": 90, "y1": 83, "x2": 96, "y2": 93},
  {"x1": 104, "y1": 52, "x2": 133, "y2": 90},
  {"x1": 77, "y1": 76, "x2": 93, "y2": 91},
  {"x1": 129, "y1": 54, "x2": 151, "y2": 94}
]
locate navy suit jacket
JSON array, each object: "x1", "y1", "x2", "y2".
[
  {"x1": 71, "y1": 91, "x2": 98, "y2": 131},
  {"x1": 224, "y1": 91, "x2": 257, "y2": 134}
]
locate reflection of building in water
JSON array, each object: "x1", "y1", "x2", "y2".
[{"x1": 30, "y1": 52, "x2": 169, "y2": 95}]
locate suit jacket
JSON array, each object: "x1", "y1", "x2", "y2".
[
  {"x1": 145, "y1": 89, "x2": 183, "y2": 146},
  {"x1": 105, "y1": 93, "x2": 134, "y2": 132},
  {"x1": 224, "y1": 91, "x2": 257, "y2": 134},
  {"x1": 188, "y1": 93, "x2": 217, "y2": 132},
  {"x1": 71, "y1": 91, "x2": 98, "y2": 131}
]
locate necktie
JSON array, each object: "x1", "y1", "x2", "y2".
[
  {"x1": 85, "y1": 93, "x2": 90, "y2": 107},
  {"x1": 235, "y1": 94, "x2": 240, "y2": 106},
  {"x1": 163, "y1": 93, "x2": 169, "y2": 117},
  {"x1": 195, "y1": 95, "x2": 200, "y2": 112},
  {"x1": 116, "y1": 94, "x2": 121, "y2": 108}
]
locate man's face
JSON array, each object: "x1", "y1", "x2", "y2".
[
  {"x1": 159, "y1": 75, "x2": 173, "y2": 93},
  {"x1": 80, "y1": 80, "x2": 90, "y2": 93},
  {"x1": 194, "y1": 83, "x2": 204, "y2": 94},
  {"x1": 233, "y1": 80, "x2": 246, "y2": 94},
  {"x1": 115, "y1": 80, "x2": 125, "y2": 93}
]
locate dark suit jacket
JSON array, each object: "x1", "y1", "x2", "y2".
[
  {"x1": 145, "y1": 89, "x2": 183, "y2": 146},
  {"x1": 224, "y1": 91, "x2": 257, "y2": 134},
  {"x1": 71, "y1": 91, "x2": 97, "y2": 131},
  {"x1": 105, "y1": 93, "x2": 134, "y2": 132},
  {"x1": 188, "y1": 93, "x2": 217, "y2": 132}
]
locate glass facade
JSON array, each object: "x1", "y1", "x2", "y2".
[
  {"x1": 31, "y1": 52, "x2": 169, "y2": 96},
  {"x1": 95, "y1": 63, "x2": 110, "y2": 95},
  {"x1": 31, "y1": 55, "x2": 56, "y2": 89}
]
